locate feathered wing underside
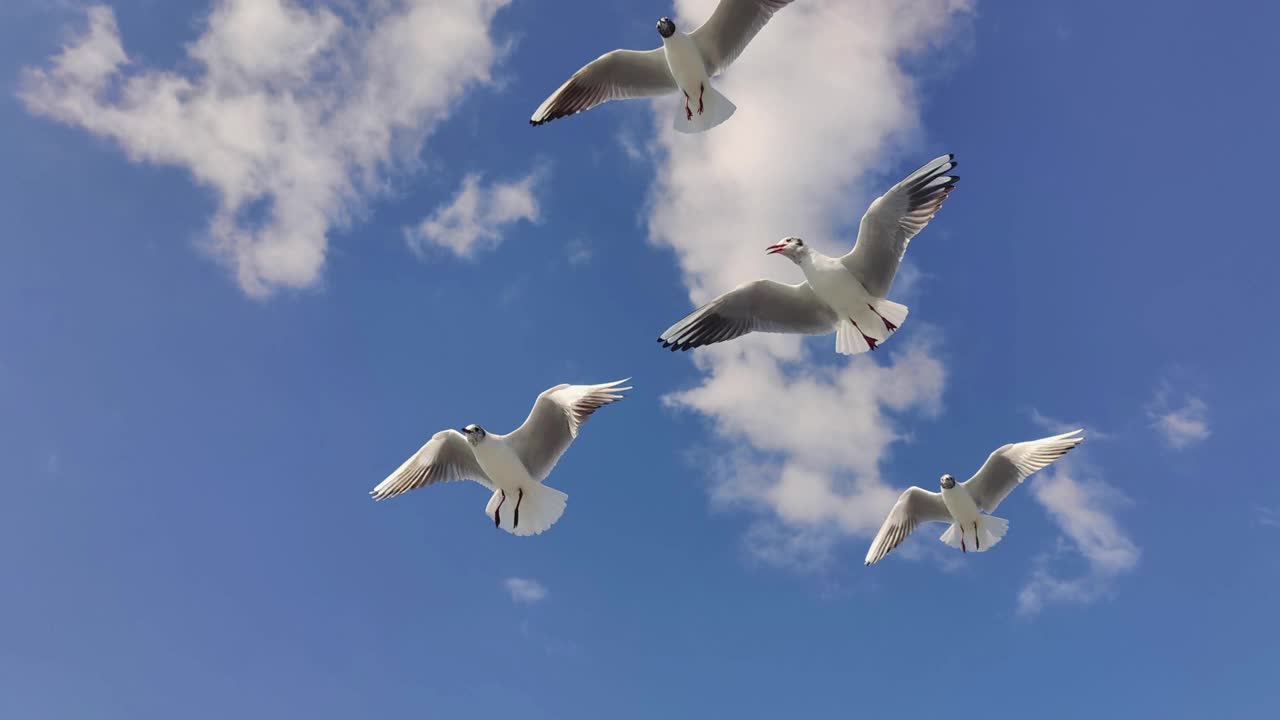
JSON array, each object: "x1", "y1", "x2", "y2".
[
  {"x1": 961, "y1": 429, "x2": 1086, "y2": 513},
  {"x1": 658, "y1": 279, "x2": 839, "y2": 351},
  {"x1": 505, "y1": 380, "x2": 631, "y2": 480},
  {"x1": 370, "y1": 429, "x2": 490, "y2": 501},
  {"x1": 691, "y1": 0, "x2": 796, "y2": 76},
  {"x1": 530, "y1": 48, "x2": 676, "y2": 126},
  {"x1": 841, "y1": 154, "x2": 959, "y2": 298},
  {"x1": 864, "y1": 487, "x2": 952, "y2": 565}
]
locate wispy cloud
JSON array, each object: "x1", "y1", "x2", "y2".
[
  {"x1": 565, "y1": 237, "x2": 593, "y2": 267},
  {"x1": 503, "y1": 577, "x2": 548, "y2": 604},
  {"x1": 19, "y1": 0, "x2": 513, "y2": 297},
  {"x1": 616, "y1": 130, "x2": 647, "y2": 163},
  {"x1": 1018, "y1": 460, "x2": 1139, "y2": 616},
  {"x1": 1256, "y1": 505, "x2": 1280, "y2": 529},
  {"x1": 1030, "y1": 409, "x2": 1110, "y2": 441},
  {"x1": 1147, "y1": 384, "x2": 1210, "y2": 450},
  {"x1": 406, "y1": 169, "x2": 545, "y2": 259},
  {"x1": 644, "y1": 0, "x2": 972, "y2": 570}
]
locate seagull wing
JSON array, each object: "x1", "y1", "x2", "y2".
[
  {"x1": 530, "y1": 48, "x2": 676, "y2": 126},
  {"x1": 370, "y1": 429, "x2": 491, "y2": 501},
  {"x1": 658, "y1": 280, "x2": 838, "y2": 351},
  {"x1": 841, "y1": 154, "x2": 959, "y2": 298},
  {"x1": 864, "y1": 486, "x2": 952, "y2": 566},
  {"x1": 691, "y1": 0, "x2": 796, "y2": 76},
  {"x1": 961, "y1": 430, "x2": 1086, "y2": 513},
  {"x1": 505, "y1": 380, "x2": 632, "y2": 480}
]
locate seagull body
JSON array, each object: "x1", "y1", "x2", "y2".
[
  {"x1": 370, "y1": 380, "x2": 630, "y2": 536},
  {"x1": 659, "y1": 25, "x2": 722, "y2": 127},
  {"x1": 659, "y1": 154, "x2": 959, "y2": 355},
  {"x1": 864, "y1": 430, "x2": 1086, "y2": 566},
  {"x1": 530, "y1": 1, "x2": 797, "y2": 133}
]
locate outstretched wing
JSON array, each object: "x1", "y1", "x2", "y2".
[
  {"x1": 370, "y1": 429, "x2": 490, "y2": 501},
  {"x1": 658, "y1": 280, "x2": 838, "y2": 351},
  {"x1": 691, "y1": 0, "x2": 796, "y2": 76},
  {"x1": 864, "y1": 487, "x2": 953, "y2": 566},
  {"x1": 505, "y1": 380, "x2": 632, "y2": 480},
  {"x1": 841, "y1": 154, "x2": 959, "y2": 298},
  {"x1": 961, "y1": 430, "x2": 1086, "y2": 513},
  {"x1": 530, "y1": 49, "x2": 675, "y2": 126}
]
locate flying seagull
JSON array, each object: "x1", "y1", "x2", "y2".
[
  {"x1": 864, "y1": 429, "x2": 1085, "y2": 566},
  {"x1": 370, "y1": 380, "x2": 631, "y2": 536},
  {"x1": 530, "y1": 0, "x2": 796, "y2": 133},
  {"x1": 658, "y1": 154, "x2": 958, "y2": 355}
]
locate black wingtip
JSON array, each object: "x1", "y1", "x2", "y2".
[{"x1": 530, "y1": 111, "x2": 578, "y2": 128}]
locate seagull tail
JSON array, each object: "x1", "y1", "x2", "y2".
[
  {"x1": 835, "y1": 320, "x2": 870, "y2": 355},
  {"x1": 833, "y1": 300, "x2": 909, "y2": 355},
  {"x1": 486, "y1": 484, "x2": 568, "y2": 537},
  {"x1": 939, "y1": 515, "x2": 1008, "y2": 553},
  {"x1": 870, "y1": 299, "x2": 909, "y2": 333},
  {"x1": 674, "y1": 83, "x2": 736, "y2": 134}
]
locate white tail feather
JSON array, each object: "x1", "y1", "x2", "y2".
[
  {"x1": 835, "y1": 320, "x2": 870, "y2": 355},
  {"x1": 871, "y1": 299, "x2": 909, "y2": 331},
  {"x1": 939, "y1": 515, "x2": 1009, "y2": 553},
  {"x1": 485, "y1": 484, "x2": 567, "y2": 537},
  {"x1": 673, "y1": 83, "x2": 736, "y2": 134}
]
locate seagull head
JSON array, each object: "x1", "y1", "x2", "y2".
[
  {"x1": 765, "y1": 236, "x2": 806, "y2": 263},
  {"x1": 462, "y1": 424, "x2": 487, "y2": 445},
  {"x1": 940, "y1": 474, "x2": 956, "y2": 490},
  {"x1": 656, "y1": 17, "x2": 676, "y2": 38}
]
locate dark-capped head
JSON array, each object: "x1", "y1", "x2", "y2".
[
  {"x1": 765, "y1": 236, "x2": 806, "y2": 262},
  {"x1": 656, "y1": 17, "x2": 676, "y2": 38},
  {"x1": 940, "y1": 474, "x2": 956, "y2": 490},
  {"x1": 462, "y1": 424, "x2": 487, "y2": 444}
]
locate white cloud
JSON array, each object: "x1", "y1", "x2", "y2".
[
  {"x1": 1149, "y1": 390, "x2": 1210, "y2": 450},
  {"x1": 645, "y1": 0, "x2": 971, "y2": 569},
  {"x1": 503, "y1": 577, "x2": 548, "y2": 604},
  {"x1": 670, "y1": 342, "x2": 945, "y2": 569},
  {"x1": 1018, "y1": 461, "x2": 1139, "y2": 615},
  {"x1": 19, "y1": 0, "x2": 513, "y2": 297},
  {"x1": 405, "y1": 169, "x2": 544, "y2": 259}
]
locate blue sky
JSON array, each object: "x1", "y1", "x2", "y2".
[{"x1": 1, "y1": 0, "x2": 1277, "y2": 717}]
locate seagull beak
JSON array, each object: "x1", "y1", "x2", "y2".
[{"x1": 765, "y1": 242, "x2": 787, "y2": 255}]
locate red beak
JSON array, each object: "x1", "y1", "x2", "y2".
[{"x1": 765, "y1": 242, "x2": 787, "y2": 255}]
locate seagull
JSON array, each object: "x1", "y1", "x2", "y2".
[
  {"x1": 863, "y1": 429, "x2": 1086, "y2": 566},
  {"x1": 529, "y1": 0, "x2": 796, "y2": 133},
  {"x1": 658, "y1": 154, "x2": 958, "y2": 355},
  {"x1": 369, "y1": 380, "x2": 631, "y2": 536}
]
